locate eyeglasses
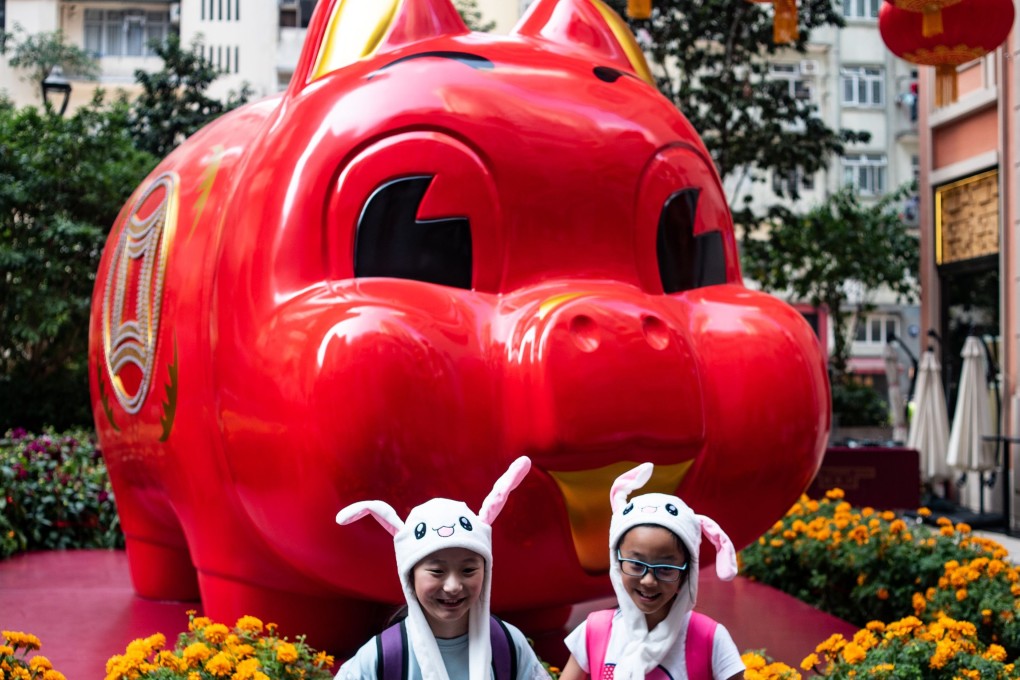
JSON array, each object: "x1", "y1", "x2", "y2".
[{"x1": 616, "y1": 550, "x2": 688, "y2": 582}]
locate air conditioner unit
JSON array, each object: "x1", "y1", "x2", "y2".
[
  {"x1": 169, "y1": 2, "x2": 181, "y2": 25},
  {"x1": 799, "y1": 59, "x2": 819, "y2": 76}
]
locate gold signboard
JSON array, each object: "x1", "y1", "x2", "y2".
[{"x1": 935, "y1": 169, "x2": 999, "y2": 265}]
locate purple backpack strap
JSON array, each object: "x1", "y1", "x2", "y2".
[
  {"x1": 684, "y1": 612, "x2": 717, "y2": 680},
  {"x1": 584, "y1": 609, "x2": 616, "y2": 678},
  {"x1": 377, "y1": 620, "x2": 409, "y2": 680},
  {"x1": 378, "y1": 616, "x2": 515, "y2": 680},
  {"x1": 491, "y1": 616, "x2": 517, "y2": 680}
]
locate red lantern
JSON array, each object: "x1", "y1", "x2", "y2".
[
  {"x1": 748, "y1": 0, "x2": 799, "y2": 44},
  {"x1": 886, "y1": 0, "x2": 964, "y2": 37},
  {"x1": 879, "y1": 0, "x2": 1014, "y2": 106}
]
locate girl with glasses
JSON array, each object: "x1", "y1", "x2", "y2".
[{"x1": 559, "y1": 463, "x2": 745, "y2": 680}]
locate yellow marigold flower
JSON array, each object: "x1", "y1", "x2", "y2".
[
  {"x1": 29, "y1": 656, "x2": 53, "y2": 672},
  {"x1": 276, "y1": 642, "x2": 298, "y2": 664},
  {"x1": 188, "y1": 672, "x2": 201, "y2": 680},
  {"x1": 936, "y1": 516, "x2": 953, "y2": 527},
  {"x1": 956, "y1": 588, "x2": 968, "y2": 601},
  {"x1": 0, "y1": 645, "x2": 13, "y2": 655},
  {"x1": 876, "y1": 587, "x2": 889, "y2": 600},
  {"x1": 234, "y1": 657, "x2": 262, "y2": 679},
  {"x1": 880, "y1": 511, "x2": 895, "y2": 521},
  {"x1": 254, "y1": 672, "x2": 270, "y2": 680},
  {"x1": 783, "y1": 530, "x2": 797, "y2": 540},
  {"x1": 985, "y1": 644, "x2": 1007, "y2": 662},
  {"x1": 266, "y1": 623, "x2": 278, "y2": 636},
  {"x1": 42, "y1": 670, "x2": 67, "y2": 680},
  {"x1": 203, "y1": 624, "x2": 230, "y2": 644},
  {"x1": 912, "y1": 593, "x2": 927, "y2": 614},
  {"x1": 741, "y1": 652, "x2": 766, "y2": 670},
  {"x1": 157, "y1": 651, "x2": 186, "y2": 672},
  {"x1": 929, "y1": 638, "x2": 954, "y2": 669},
  {"x1": 314, "y1": 650, "x2": 335, "y2": 667},
  {"x1": 800, "y1": 653, "x2": 819, "y2": 670},
  {"x1": 770, "y1": 538, "x2": 784, "y2": 548},
  {"x1": 869, "y1": 664, "x2": 894, "y2": 675},
  {"x1": 955, "y1": 522, "x2": 971, "y2": 534},
  {"x1": 841, "y1": 642, "x2": 867, "y2": 664},
  {"x1": 12, "y1": 667, "x2": 31, "y2": 680},
  {"x1": 940, "y1": 525, "x2": 955, "y2": 537},
  {"x1": 888, "y1": 519, "x2": 907, "y2": 533},
  {"x1": 2, "y1": 632, "x2": 41, "y2": 652},
  {"x1": 918, "y1": 507, "x2": 932, "y2": 516},
  {"x1": 183, "y1": 642, "x2": 213, "y2": 667},
  {"x1": 826, "y1": 488, "x2": 845, "y2": 500},
  {"x1": 1011, "y1": 584, "x2": 1020, "y2": 597},
  {"x1": 235, "y1": 616, "x2": 264, "y2": 635},
  {"x1": 204, "y1": 651, "x2": 233, "y2": 677},
  {"x1": 866, "y1": 621, "x2": 885, "y2": 633},
  {"x1": 988, "y1": 560, "x2": 1006, "y2": 577},
  {"x1": 189, "y1": 617, "x2": 213, "y2": 632}
]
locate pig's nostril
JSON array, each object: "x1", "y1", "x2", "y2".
[
  {"x1": 642, "y1": 315, "x2": 670, "y2": 350},
  {"x1": 569, "y1": 315, "x2": 600, "y2": 352}
]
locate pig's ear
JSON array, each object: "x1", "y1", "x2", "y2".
[
  {"x1": 337, "y1": 501, "x2": 404, "y2": 537},
  {"x1": 512, "y1": 0, "x2": 654, "y2": 85},
  {"x1": 479, "y1": 457, "x2": 532, "y2": 525},
  {"x1": 295, "y1": 0, "x2": 469, "y2": 86},
  {"x1": 609, "y1": 463, "x2": 653, "y2": 513},
  {"x1": 699, "y1": 514, "x2": 737, "y2": 581}
]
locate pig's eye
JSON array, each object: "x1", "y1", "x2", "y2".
[
  {"x1": 354, "y1": 176, "x2": 472, "y2": 289},
  {"x1": 656, "y1": 188, "x2": 726, "y2": 294}
]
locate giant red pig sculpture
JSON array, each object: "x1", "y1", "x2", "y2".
[{"x1": 88, "y1": 0, "x2": 830, "y2": 653}]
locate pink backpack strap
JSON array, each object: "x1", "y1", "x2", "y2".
[
  {"x1": 584, "y1": 609, "x2": 616, "y2": 678},
  {"x1": 684, "y1": 611, "x2": 717, "y2": 680}
]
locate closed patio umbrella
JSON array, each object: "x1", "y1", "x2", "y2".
[
  {"x1": 908, "y1": 348, "x2": 951, "y2": 485},
  {"x1": 946, "y1": 335, "x2": 996, "y2": 473}
]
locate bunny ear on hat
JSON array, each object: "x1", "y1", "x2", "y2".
[
  {"x1": 479, "y1": 456, "x2": 532, "y2": 524},
  {"x1": 610, "y1": 462, "x2": 654, "y2": 513},
  {"x1": 336, "y1": 500, "x2": 404, "y2": 537},
  {"x1": 698, "y1": 514, "x2": 737, "y2": 581}
]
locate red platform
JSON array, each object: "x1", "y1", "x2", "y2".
[{"x1": 0, "y1": 550, "x2": 857, "y2": 677}]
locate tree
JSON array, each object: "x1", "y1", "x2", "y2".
[
  {"x1": 0, "y1": 93, "x2": 158, "y2": 430},
  {"x1": 606, "y1": 0, "x2": 869, "y2": 219},
  {"x1": 129, "y1": 33, "x2": 252, "y2": 158},
  {"x1": 455, "y1": 0, "x2": 496, "y2": 32},
  {"x1": 741, "y1": 186, "x2": 919, "y2": 385},
  {"x1": 0, "y1": 25, "x2": 99, "y2": 104}
]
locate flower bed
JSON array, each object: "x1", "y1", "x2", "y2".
[{"x1": 1, "y1": 428, "x2": 123, "y2": 558}]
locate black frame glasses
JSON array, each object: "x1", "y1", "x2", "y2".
[{"x1": 616, "y1": 550, "x2": 688, "y2": 582}]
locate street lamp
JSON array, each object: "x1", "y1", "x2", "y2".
[{"x1": 41, "y1": 66, "x2": 72, "y2": 116}]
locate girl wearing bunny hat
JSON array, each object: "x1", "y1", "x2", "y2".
[
  {"x1": 560, "y1": 463, "x2": 744, "y2": 680},
  {"x1": 334, "y1": 457, "x2": 550, "y2": 680}
]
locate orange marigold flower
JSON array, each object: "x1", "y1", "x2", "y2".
[
  {"x1": 235, "y1": 616, "x2": 264, "y2": 635},
  {"x1": 940, "y1": 525, "x2": 955, "y2": 537},
  {"x1": 866, "y1": 621, "x2": 886, "y2": 633},
  {"x1": 912, "y1": 593, "x2": 926, "y2": 613},
  {"x1": 986, "y1": 644, "x2": 1008, "y2": 662},
  {"x1": 203, "y1": 624, "x2": 230, "y2": 644},
  {"x1": 955, "y1": 522, "x2": 972, "y2": 534},
  {"x1": 314, "y1": 650, "x2": 335, "y2": 667},
  {"x1": 276, "y1": 642, "x2": 298, "y2": 664},
  {"x1": 203, "y1": 651, "x2": 233, "y2": 677},
  {"x1": 840, "y1": 641, "x2": 867, "y2": 664},
  {"x1": 189, "y1": 616, "x2": 213, "y2": 632},
  {"x1": 742, "y1": 652, "x2": 766, "y2": 670},
  {"x1": 2, "y1": 632, "x2": 42, "y2": 651},
  {"x1": 955, "y1": 588, "x2": 968, "y2": 601},
  {"x1": 880, "y1": 511, "x2": 895, "y2": 521},
  {"x1": 29, "y1": 656, "x2": 53, "y2": 672},
  {"x1": 876, "y1": 588, "x2": 889, "y2": 600},
  {"x1": 918, "y1": 507, "x2": 932, "y2": 517},
  {"x1": 826, "y1": 488, "x2": 845, "y2": 499},
  {"x1": 42, "y1": 671, "x2": 66, "y2": 680},
  {"x1": 800, "y1": 653, "x2": 819, "y2": 670}
]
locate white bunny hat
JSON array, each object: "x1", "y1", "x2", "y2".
[
  {"x1": 336, "y1": 457, "x2": 532, "y2": 680},
  {"x1": 606, "y1": 462, "x2": 737, "y2": 680}
]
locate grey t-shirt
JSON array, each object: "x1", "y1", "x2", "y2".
[{"x1": 335, "y1": 620, "x2": 551, "y2": 680}]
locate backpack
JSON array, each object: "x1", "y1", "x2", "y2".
[
  {"x1": 584, "y1": 608, "x2": 716, "y2": 680},
  {"x1": 376, "y1": 615, "x2": 518, "y2": 680}
]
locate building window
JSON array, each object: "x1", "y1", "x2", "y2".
[
  {"x1": 841, "y1": 67, "x2": 884, "y2": 107},
  {"x1": 85, "y1": 9, "x2": 169, "y2": 57},
  {"x1": 769, "y1": 63, "x2": 816, "y2": 102},
  {"x1": 842, "y1": 154, "x2": 887, "y2": 195},
  {"x1": 854, "y1": 313, "x2": 899, "y2": 346},
  {"x1": 843, "y1": 0, "x2": 879, "y2": 19}
]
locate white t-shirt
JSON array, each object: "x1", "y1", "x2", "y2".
[
  {"x1": 336, "y1": 620, "x2": 551, "y2": 680},
  {"x1": 564, "y1": 609, "x2": 745, "y2": 680}
]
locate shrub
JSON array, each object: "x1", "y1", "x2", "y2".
[
  {"x1": 0, "y1": 427, "x2": 122, "y2": 558},
  {"x1": 104, "y1": 612, "x2": 334, "y2": 680},
  {"x1": 738, "y1": 489, "x2": 1002, "y2": 627},
  {"x1": 802, "y1": 616, "x2": 1020, "y2": 678},
  {"x1": 1, "y1": 629, "x2": 67, "y2": 679}
]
